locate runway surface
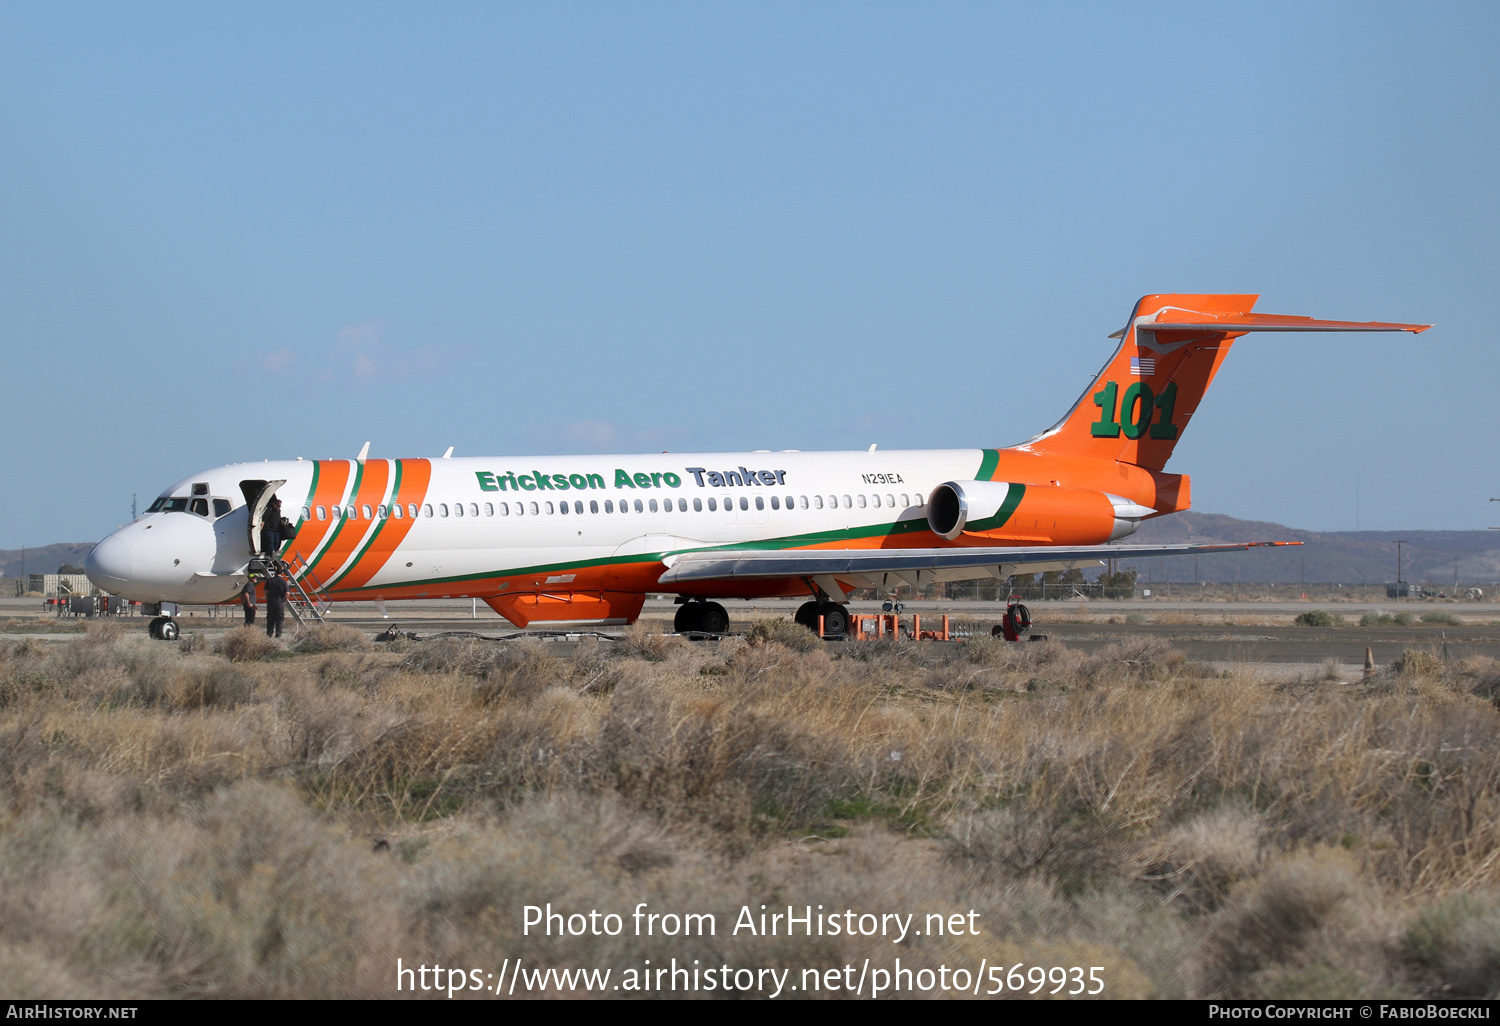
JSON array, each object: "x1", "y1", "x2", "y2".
[{"x1": 4, "y1": 596, "x2": 1495, "y2": 666}]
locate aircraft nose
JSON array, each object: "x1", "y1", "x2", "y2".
[{"x1": 86, "y1": 532, "x2": 133, "y2": 589}]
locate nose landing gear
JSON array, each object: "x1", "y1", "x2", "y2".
[{"x1": 148, "y1": 615, "x2": 180, "y2": 641}]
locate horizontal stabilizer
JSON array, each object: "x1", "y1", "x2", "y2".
[
  {"x1": 659, "y1": 540, "x2": 1300, "y2": 587},
  {"x1": 1136, "y1": 311, "x2": 1431, "y2": 337}
]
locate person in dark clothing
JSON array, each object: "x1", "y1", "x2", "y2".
[
  {"x1": 240, "y1": 579, "x2": 257, "y2": 626},
  {"x1": 264, "y1": 575, "x2": 289, "y2": 638},
  {"x1": 260, "y1": 497, "x2": 284, "y2": 562}
]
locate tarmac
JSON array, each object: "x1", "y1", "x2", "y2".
[{"x1": 3, "y1": 595, "x2": 1494, "y2": 670}]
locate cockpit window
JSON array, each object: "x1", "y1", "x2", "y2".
[
  {"x1": 149, "y1": 497, "x2": 190, "y2": 513},
  {"x1": 190, "y1": 498, "x2": 210, "y2": 517},
  {"x1": 213, "y1": 498, "x2": 232, "y2": 517}
]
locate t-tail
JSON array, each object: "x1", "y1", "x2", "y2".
[{"x1": 1021, "y1": 294, "x2": 1430, "y2": 472}]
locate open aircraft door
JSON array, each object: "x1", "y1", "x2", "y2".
[{"x1": 239, "y1": 479, "x2": 287, "y2": 556}]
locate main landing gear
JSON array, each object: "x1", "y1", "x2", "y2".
[
  {"x1": 148, "y1": 615, "x2": 180, "y2": 641},
  {"x1": 674, "y1": 601, "x2": 730, "y2": 635},
  {"x1": 794, "y1": 600, "x2": 849, "y2": 638}
]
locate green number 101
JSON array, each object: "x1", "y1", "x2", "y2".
[{"x1": 1090, "y1": 380, "x2": 1179, "y2": 440}]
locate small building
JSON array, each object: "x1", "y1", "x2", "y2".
[
  {"x1": 1385, "y1": 581, "x2": 1419, "y2": 599},
  {"x1": 29, "y1": 573, "x2": 98, "y2": 598}
]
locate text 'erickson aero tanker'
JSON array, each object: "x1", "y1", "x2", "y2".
[{"x1": 86, "y1": 294, "x2": 1429, "y2": 639}]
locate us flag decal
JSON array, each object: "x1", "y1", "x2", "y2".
[{"x1": 1130, "y1": 356, "x2": 1156, "y2": 377}]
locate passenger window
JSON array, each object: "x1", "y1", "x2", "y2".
[
  {"x1": 886, "y1": 494, "x2": 895, "y2": 508},
  {"x1": 739, "y1": 497, "x2": 749, "y2": 511},
  {"x1": 770, "y1": 496, "x2": 780, "y2": 510},
  {"x1": 843, "y1": 495, "x2": 852, "y2": 509},
  {"x1": 377, "y1": 504, "x2": 388, "y2": 519},
  {"x1": 590, "y1": 500, "x2": 598, "y2": 514},
  {"x1": 424, "y1": 504, "x2": 434, "y2": 517},
  {"x1": 515, "y1": 502, "x2": 525, "y2": 517},
  {"x1": 498, "y1": 502, "x2": 509, "y2": 516},
  {"x1": 483, "y1": 502, "x2": 492, "y2": 516},
  {"x1": 316, "y1": 505, "x2": 327, "y2": 520},
  {"x1": 649, "y1": 498, "x2": 658, "y2": 513},
  {"x1": 678, "y1": 498, "x2": 687, "y2": 512},
  {"x1": 573, "y1": 501, "x2": 582, "y2": 514},
  {"x1": 218, "y1": 499, "x2": 234, "y2": 518},
  {"x1": 634, "y1": 499, "x2": 644, "y2": 513},
  {"x1": 756, "y1": 497, "x2": 765, "y2": 511},
  {"x1": 799, "y1": 495, "x2": 808, "y2": 509},
  {"x1": 453, "y1": 503, "x2": 463, "y2": 518},
  {"x1": 545, "y1": 501, "x2": 555, "y2": 515},
  {"x1": 814, "y1": 495, "x2": 823, "y2": 509},
  {"x1": 857, "y1": 495, "x2": 867, "y2": 509},
  {"x1": 604, "y1": 499, "x2": 614, "y2": 513},
  {"x1": 393, "y1": 504, "x2": 404, "y2": 519},
  {"x1": 828, "y1": 495, "x2": 838, "y2": 509},
  {"x1": 693, "y1": 498, "x2": 702, "y2": 512},
  {"x1": 560, "y1": 501, "x2": 569, "y2": 515},
  {"x1": 408, "y1": 504, "x2": 418, "y2": 518},
  {"x1": 708, "y1": 498, "x2": 717, "y2": 512},
  {"x1": 190, "y1": 498, "x2": 209, "y2": 517},
  {"x1": 363, "y1": 504, "x2": 374, "y2": 519},
  {"x1": 529, "y1": 501, "x2": 539, "y2": 516},
  {"x1": 469, "y1": 503, "x2": 479, "y2": 517}
]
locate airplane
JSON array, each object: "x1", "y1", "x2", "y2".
[{"x1": 85, "y1": 293, "x2": 1429, "y2": 641}]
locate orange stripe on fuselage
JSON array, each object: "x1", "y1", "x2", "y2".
[
  {"x1": 310, "y1": 460, "x2": 391, "y2": 584},
  {"x1": 331, "y1": 458, "x2": 432, "y2": 592},
  {"x1": 289, "y1": 461, "x2": 352, "y2": 570}
]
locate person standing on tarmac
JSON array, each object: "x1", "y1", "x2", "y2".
[
  {"x1": 264, "y1": 573, "x2": 289, "y2": 639},
  {"x1": 240, "y1": 579, "x2": 257, "y2": 627}
]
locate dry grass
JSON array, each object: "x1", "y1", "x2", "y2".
[{"x1": 6, "y1": 624, "x2": 1500, "y2": 997}]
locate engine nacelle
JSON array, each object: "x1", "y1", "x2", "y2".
[{"x1": 928, "y1": 480, "x2": 1155, "y2": 544}]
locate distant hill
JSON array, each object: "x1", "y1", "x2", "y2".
[
  {"x1": 4, "y1": 517, "x2": 1499, "y2": 588},
  {"x1": 1123, "y1": 513, "x2": 1500, "y2": 586},
  {"x1": 0, "y1": 543, "x2": 98, "y2": 579}
]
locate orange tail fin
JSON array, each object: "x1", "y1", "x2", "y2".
[{"x1": 1021, "y1": 294, "x2": 1429, "y2": 472}]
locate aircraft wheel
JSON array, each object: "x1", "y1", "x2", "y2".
[
  {"x1": 793, "y1": 601, "x2": 819, "y2": 631},
  {"x1": 817, "y1": 603, "x2": 848, "y2": 638},
  {"x1": 699, "y1": 602, "x2": 730, "y2": 635},
  {"x1": 147, "y1": 615, "x2": 165, "y2": 640},
  {"x1": 159, "y1": 618, "x2": 180, "y2": 642},
  {"x1": 673, "y1": 603, "x2": 701, "y2": 634}
]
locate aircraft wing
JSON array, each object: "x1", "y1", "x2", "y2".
[{"x1": 658, "y1": 541, "x2": 1300, "y2": 590}]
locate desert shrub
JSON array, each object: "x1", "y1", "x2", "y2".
[
  {"x1": 1362, "y1": 611, "x2": 1416, "y2": 627},
  {"x1": 1393, "y1": 648, "x2": 1444, "y2": 679},
  {"x1": 1135, "y1": 806, "x2": 1264, "y2": 914},
  {"x1": 1294, "y1": 610, "x2": 1345, "y2": 628},
  {"x1": 620, "y1": 621, "x2": 688, "y2": 661},
  {"x1": 169, "y1": 662, "x2": 257, "y2": 711},
  {"x1": 1404, "y1": 893, "x2": 1500, "y2": 997},
  {"x1": 746, "y1": 616, "x2": 821, "y2": 653},
  {"x1": 293, "y1": 624, "x2": 373, "y2": 654},
  {"x1": 216, "y1": 627, "x2": 283, "y2": 662},
  {"x1": 1197, "y1": 850, "x2": 1359, "y2": 997},
  {"x1": 1421, "y1": 611, "x2": 1461, "y2": 626}
]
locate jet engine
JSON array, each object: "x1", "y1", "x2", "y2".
[{"x1": 927, "y1": 480, "x2": 1155, "y2": 545}]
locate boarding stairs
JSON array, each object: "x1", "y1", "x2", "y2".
[{"x1": 248, "y1": 551, "x2": 331, "y2": 626}]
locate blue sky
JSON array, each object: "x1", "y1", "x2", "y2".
[{"x1": 2, "y1": 2, "x2": 1495, "y2": 546}]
